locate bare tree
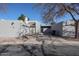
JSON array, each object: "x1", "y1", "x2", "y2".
[{"x1": 35, "y1": 3, "x2": 79, "y2": 38}]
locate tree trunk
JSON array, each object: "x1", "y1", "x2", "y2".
[
  {"x1": 75, "y1": 21, "x2": 78, "y2": 38},
  {"x1": 62, "y1": 4, "x2": 78, "y2": 38},
  {"x1": 66, "y1": 10, "x2": 78, "y2": 38}
]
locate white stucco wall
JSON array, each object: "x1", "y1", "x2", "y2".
[
  {"x1": 51, "y1": 20, "x2": 76, "y2": 37},
  {"x1": 62, "y1": 20, "x2": 75, "y2": 37},
  {"x1": 0, "y1": 20, "x2": 41, "y2": 37},
  {"x1": 0, "y1": 20, "x2": 20, "y2": 37}
]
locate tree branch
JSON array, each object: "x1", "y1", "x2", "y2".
[{"x1": 62, "y1": 4, "x2": 77, "y2": 22}]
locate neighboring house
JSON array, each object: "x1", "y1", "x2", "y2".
[
  {"x1": 51, "y1": 22, "x2": 63, "y2": 36},
  {"x1": 41, "y1": 25, "x2": 51, "y2": 35},
  {"x1": 40, "y1": 23, "x2": 63, "y2": 36},
  {"x1": 62, "y1": 20, "x2": 75, "y2": 37},
  {"x1": 62, "y1": 20, "x2": 79, "y2": 38},
  {"x1": 50, "y1": 20, "x2": 79, "y2": 38}
]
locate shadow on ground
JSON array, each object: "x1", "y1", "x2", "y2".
[{"x1": 0, "y1": 44, "x2": 79, "y2": 56}]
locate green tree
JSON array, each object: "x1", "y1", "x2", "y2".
[
  {"x1": 18, "y1": 14, "x2": 26, "y2": 22},
  {"x1": 35, "y1": 3, "x2": 79, "y2": 38}
]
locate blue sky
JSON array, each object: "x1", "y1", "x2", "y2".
[
  {"x1": 0, "y1": 3, "x2": 42, "y2": 22},
  {"x1": 0, "y1": 3, "x2": 79, "y2": 23}
]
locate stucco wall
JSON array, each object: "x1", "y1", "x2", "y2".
[
  {"x1": 51, "y1": 22, "x2": 63, "y2": 36},
  {"x1": 0, "y1": 20, "x2": 41, "y2": 37},
  {"x1": 0, "y1": 20, "x2": 20, "y2": 37},
  {"x1": 51, "y1": 20, "x2": 77, "y2": 37},
  {"x1": 62, "y1": 20, "x2": 75, "y2": 37}
]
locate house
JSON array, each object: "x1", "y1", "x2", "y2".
[
  {"x1": 0, "y1": 17, "x2": 78, "y2": 38},
  {"x1": 62, "y1": 20, "x2": 75, "y2": 37},
  {"x1": 25, "y1": 20, "x2": 41, "y2": 35},
  {"x1": 0, "y1": 18, "x2": 41, "y2": 37},
  {"x1": 51, "y1": 22, "x2": 63, "y2": 36},
  {"x1": 50, "y1": 20, "x2": 79, "y2": 38},
  {"x1": 0, "y1": 20, "x2": 20, "y2": 37},
  {"x1": 41, "y1": 25, "x2": 51, "y2": 35}
]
